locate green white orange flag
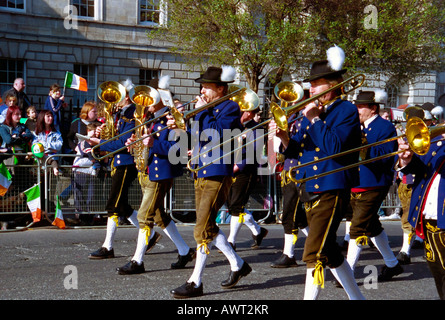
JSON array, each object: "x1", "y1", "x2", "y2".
[
  {"x1": 52, "y1": 196, "x2": 65, "y2": 229},
  {"x1": 23, "y1": 184, "x2": 41, "y2": 222},
  {"x1": 0, "y1": 163, "x2": 12, "y2": 196},
  {"x1": 64, "y1": 71, "x2": 88, "y2": 92}
]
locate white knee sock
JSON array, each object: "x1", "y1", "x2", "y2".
[
  {"x1": 300, "y1": 226, "x2": 309, "y2": 237},
  {"x1": 102, "y1": 217, "x2": 117, "y2": 250},
  {"x1": 132, "y1": 228, "x2": 149, "y2": 264},
  {"x1": 303, "y1": 268, "x2": 322, "y2": 300},
  {"x1": 400, "y1": 231, "x2": 413, "y2": 255},
  {"x1": 330, "y1": 260, "x2": 365, "y2": 300},
  {"x1": 346, "y1": 239, "x2": 363, "y2": 272},
  {"x1": 127, "y1": 210, "x2": 139, "y2": 227},
  {"x1": 344, "y1": 221, "x2": 351, "y2": 242},
  {"x1": 370, "y1": 231, "x2": 398, "y2": 268},
  {"x1": 227, "y1": 215, "x2": 243, "y2": 244},
  {"x1": 188, "y1": 245, "x2": 208, "y2": 287},
  {"x1": 243, "y1": 213, "x2": 261, "y2": 236},
  {"x1": 163, "y1": 221, "x2": 190, "y2": 256},
  {"x1": 283, "y1": 233, "x2": 295, "y2": 258},
  {"x1": 214, "y1": 230, "x2": 244, "y2": 271}
]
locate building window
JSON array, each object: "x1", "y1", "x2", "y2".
[
  {"x1": 139, "y1": 0, "x2": 166, "y2": 26},
  {"x1": 0, "y1": 0, "x2": 25, "y2": 11},
  {"x1": 139, "y1": 69, "x2": 160, "y2": 86},
  {"x1": 71, "y1": 0, "x2": 102, "y2": 20},
  {"x1": 72, "y1": 64, "x2": 96, "y2": 107},
  {"x1": 385, "y1": 83, "x2": 399, "y2": 108},
  {"x1": 0, "y1": 58, "x2": 24, "y2": 98}
]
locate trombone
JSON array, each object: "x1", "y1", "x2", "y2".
[
  {"x1": 92, "y1": 86, "x2": 247, "y2": 160},
  {"x1": 285, "y1": 106, "x2": 426, "y2": 179},
  {"x1": 288, "y1": 116, "x2": 445, "y2": 184},
  {"x1": 186, "y1": 74, "x2": 365, "y2": 173}
]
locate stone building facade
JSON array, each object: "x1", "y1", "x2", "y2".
[{"x1": 0, "y1": 0, "x2": 444, "y2": 119}]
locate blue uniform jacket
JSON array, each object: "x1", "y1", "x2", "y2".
[
  {"x1": 402, "y1": 137, "x2": 445, "y2": 229},
  {"x1": 147, "y1": 109, "x2": 183, "y2": 181},
  {"x1": 282, "y1": 99, "x2": 361, "y2": 192},
  {"x1": 191, "y1": 99, "x2": 242, "y2": 178},
  {"x1": 282, "y1": 114, "x2": 302, "y2": 171},
  {"x1": 356, "y1": 115, "x2": 397, "y2": 188},
  {"x1": 99, "y1": 104, "x2": 135, "y2": 167}
]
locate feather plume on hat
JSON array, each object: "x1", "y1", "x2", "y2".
[
  {"x1": 158, "y1": 75, "x2": 171, "y2": 90},
  {"x1": 373, "y1": 89, "x2": 388, "y2": 104},
  {"x1": 220, "y1": 65, "x2": 237, "y2": 83},
  {"x1": 326, "y1": 45, "x2": 345, "y2": 72},
  {"x1": 122, "y1": 78, "x2": 134, "y2": 92},
  {"x1": 431, "y1": 106, "x2": 444, "y2": 117}
]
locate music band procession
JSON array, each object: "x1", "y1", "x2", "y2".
[{"x1": 2, "y1": 45, "x2": 445, "y2": 301}]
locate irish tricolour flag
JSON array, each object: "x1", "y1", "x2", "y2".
[
  {"x1": 24, "y1": 184, "x2": 41, "y2": 222},
  {"x1": 52, "y1": 196, "x2": 66, "y2": 229},
  {"x1": 0, "y1": 163, "x2": 12, "y2": 196},
  {"x1": 64, "y1": 72, "x2": 88, "y2": 92}
]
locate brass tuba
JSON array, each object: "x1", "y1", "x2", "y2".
[
  {"x1": 129, "y1": 85, "x2": 161, "y2": 171},
  {"x1": 97, "y1": 81, "x2": 127, "y2": 141}
]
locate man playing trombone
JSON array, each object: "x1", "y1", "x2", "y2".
[
  {"x1": 169, "y1": 66, "x2": 252, "y2": 299},
  {"x1": 270, "y1": 46, "x2": 365, "y2": 300}
]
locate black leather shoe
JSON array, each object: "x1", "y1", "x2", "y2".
[
  {"x1": 145, "y1": 231, "x2": 162, "y2": 254},
  {"x1": 117, "y1": 260, "x2": 145, "y2": 275},
  {"x1": 171, "y1": 248, "x2": 196, "y2": 269},
  {"x1": 221, "y1": 262, "x2": 252, "y2": 289},
  {"x1": 88, "y1": 247, "x2": 114, "y2": 259},
  {"x1": 396, "y1": 251, "x2": 411, "y2": 265},
  {"x1": 171, "y1": 282, "x2": 203, "y2": 299},
  {"x1": 251, "y1": 227, "x2": 268, "y2": 248},
  {"x1": 378, "y1": 262, "x2": 403, "y2": 281},
  {"x1": 270, "y1": 254, "x2": 298, "y2": 268}
]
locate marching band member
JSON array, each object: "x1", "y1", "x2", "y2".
[
  {"x1": 346, "y1": 90, "x2": 403, "y2": 280},
  {"x1": 397, "y1": 130, "x2": 445, "y2": 299},
  {"x1": 170, "y1": 66, "x2": 251, "y2": 298},
  {"x1": 88, "y1": 79, "x2": 139, "y2": 259},
  {"x1": 116, "y1": 76, "x2": 194, "y2": 274},
  {"x1": 226, "y1": 105, "x2": 268, "y2": 250},
  {"x1": 271, "y1": 113, "x2": 308, "y2": 268},
  {"x1": 271, "y1": 46, "x2": 365, "y2": 300}
]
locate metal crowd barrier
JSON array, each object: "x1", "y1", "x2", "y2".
[{"x1": 0, "y1": 153, "x2": 403, "y2": 230}]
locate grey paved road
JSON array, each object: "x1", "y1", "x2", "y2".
[{"x1": 0, "y1": 220, "x2": 440, "y2": 317}]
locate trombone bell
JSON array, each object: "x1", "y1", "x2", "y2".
[
  {"x1": 274, "y1": 81, "x2": 304, "y2": 106},
  {"x1": 228, "y1": 84, "x2": 260, "y2": 112}
]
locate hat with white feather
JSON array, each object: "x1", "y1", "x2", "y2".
[
  {"x1": 354, "y1": 89, "x2": 387, "y2": 105},
  {"x1": 303, "y1": 45, "x2": 347, "y2": 82},
  {"x1": 195, "y1": 65, "x2": 237, "y2": 84},
  {"x1": 149, "y1": 74, "x2": 174, "y2": 96}
]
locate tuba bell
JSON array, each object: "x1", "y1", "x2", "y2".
[{"x1": 97, "y1": 81, "x2": 127, "y2": 141}]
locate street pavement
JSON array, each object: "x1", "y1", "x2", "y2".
[{"x1": 0, "y1": 220, "x2": 440, "y2": 316}]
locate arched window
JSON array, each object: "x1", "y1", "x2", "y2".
[{"x1": 385, "y1": 83, "x2": 399, "y2": 108}]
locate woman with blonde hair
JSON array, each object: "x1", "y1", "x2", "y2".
[{"x1": 67, "y1": 101, "x2": 101, "y2": 152}]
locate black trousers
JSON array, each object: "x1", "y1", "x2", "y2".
[
  {"x1": 105, "y1": 164, "x2": 138, "y2": 218},
  {"x1": 424, "y1": 219, "x2": 445, "y2": 300},
  {"x1": 281, "y1": 179, "x2": 307, "y2": 234},
  {"x1": 227, "y1": 171, "x2": 255, "y2": 216}
]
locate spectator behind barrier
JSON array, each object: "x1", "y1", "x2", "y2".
[{"x1": 66, "y1": 101, "x2": 101, "y2": 153}]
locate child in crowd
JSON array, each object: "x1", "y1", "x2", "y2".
[
  {"x1": 24, "y1": 106, "x2": 37, "y2": 134},
  {"x1": 44, "y1": 83, "x2": 66, "y2": 132},
  {"x1": 32, "y1": 110, "x2": 63, "y2": 176},
  {"x1": 72, "y1": 123, "x2": 103, "y2": 224}
]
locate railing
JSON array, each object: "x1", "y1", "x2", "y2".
[{"x1": 0, "y1": 153, "x2": 403, "y2": 231}]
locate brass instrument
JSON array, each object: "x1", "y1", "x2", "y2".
[
  {"x1": 185, "y1": 75, "x2": 365, "y2": 173},
  {"x1": 92, "y1": 86, "x2": 247, "y2": 161},
  {"x1": 97, "y1": 81, "x2": 127, "y2": 141},
  {"x1": 288, "y1": 116, "x2": 445, "y2": 184},
  {"x1": 129, "y1": 85, "x2": 161, "y2": 171}
]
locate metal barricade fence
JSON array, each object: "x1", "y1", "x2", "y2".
[{"x1": 1, "y1": 153, "x2": 403, "y2": 230}]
